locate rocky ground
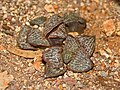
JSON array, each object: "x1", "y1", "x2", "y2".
[{"x1": 0, "y1": 0, "x2": 120, "y2": 90}]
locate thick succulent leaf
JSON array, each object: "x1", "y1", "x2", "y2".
[
  {"x1": 27, "y1": 29, "x2": 50, "y2": 47},
  {"x1": 43, "y1": 47, "x2": 64, "y2": 68},
  {"x1": 76, "y1": 35, "x2": 96, "y2": 57},
  {"x1": 44, "y1": 14, "x2": 63, "y2": 37},
  {"x1": 62, "y1": 50, "x2": 73, "y2": 64},
  {"x1": 48, "y1": 38, "x2": 64, "y2": 46},
  {"x1": 30, "y1": 16, "x2": 47, "y2": 26},
  {"x1": 17, "y1": 25, "x2": 36, "y2": 50},
  {"x1": 44, "y1": 64, "x2": 66, "y2": 78},
  {"x1": 64, "y1": 35, "x2": 79, "y2": 51},
  {"x1": 48, "y1": 24, "x2": 67, "y2": 39},
  {"x1": 67, "y1": 49, "x2": 94, "y2": 72},
  {"x1": 43, "y1": 47, "x2": 66, "y2": 78},
  {"x1": 47, "y1": 24, "x2": 67, "y2": 46},
  {"x1": 62, "y1": 35, "x2": 79, "y2": 64},
  {"x1": 64, "y1": 13, "x2": 86, "y2": 34}
]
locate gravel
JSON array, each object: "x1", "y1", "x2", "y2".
[{"x1": 0, "y1": 0, "x2": 120, "y2": 90}]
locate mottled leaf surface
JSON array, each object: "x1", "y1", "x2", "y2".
[
  {"x1": 64, "y1": 13, "x2": 86, "y2": 34},
  {"x1": 44, "y1": 64, "x2": 66, "y2": 78},
  {"x1": 63, "y1": 35, "x2": 79, "y2": 64},
  {"x1": 17, "y1": 25, "x2": 36, "y2": 50},
  {"x1": 44, "y1": 14, "x2": 63, "y2": 37},
  {"x1": 48, "y1": 24, "x2": 67, "y2": 45},
  {"x1": 43, "y1": 47, "x2": 66, "y2": 78},
  {"x1": 27, "y1": 29, "x2": 50, "y2": 47},
  {"x1": 30, "y1": 16, "x2": 47, "y2": 26},
  {"x1": 76, "y1": 35, "x2": 96, "y2": 57},
  {"x1": 48, "y1": 24, "x2": 67, "y2": 39},
  {"x1": 67, "y1": 48, "x2": 94, "y2": 72}
]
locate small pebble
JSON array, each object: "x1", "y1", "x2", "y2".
[
  {"x1": 114, "y1": 60, "x2": 120, "y2": 67},
  {"x1": 67, "y1": 71, "x2": 74, "y2": 77},
  {"x1": 87, "y1": 1, "x2": 98, "y2": 12},
  {"x1": 76, "y1": 81, "x2": 84, "y2": 88},
  {"x1": 103, "y1": 19, "x2": 115, "y2": 36},
  {"x1": 99, "y1": 49, "x2": 110, "y2": 58},
  {"x1": 116, "y1": 31, "x2": 120, "y2": 36},
  {"x1": 105, "y1": 47, "x2": 112, "y2": 54},
  {"x1": 62, "y1": 83, "x2": 67, "y2": 87},
  {"x1": 44, "y1": 4, "x2": 55, "y2": 13},
  {"x1": 2, "y1": 24, "x2": 11, "y2": 30},
  {"x1": 33, "y1": 25, "x2": 39, "y2": 28},
  {"x1": 63, "y1": 73, "x2": 68, "y2": 78},
  {"x1": 100, "y1": 71, "x2": 108, "y2": 77},
  {"x1": 25, "y1": 22, "x2": 30, "y2": 26},
  {"x1": 11, "y1": 17, "x2": 16, "y2": 23}
]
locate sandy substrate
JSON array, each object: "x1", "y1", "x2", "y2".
[{"x1": 0, "y1": 0, "x2": 120, "y2": 90}]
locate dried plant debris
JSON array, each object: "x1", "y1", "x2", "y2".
[
  {"x1": 15, "y1": 13, "x2": 95, "y2": 78},
  {"x1": 6, "y1": 45, "x2": 42, "y2": 58},
  {"x1": 0, "y1": 71, "x2": 14, "y2": 90},
  {"x1": 30, "y1": 16, "x2": 47, "y2": 26},
  {"x1": 2, "y1": 24, "x2": 14, "y2": 36}
]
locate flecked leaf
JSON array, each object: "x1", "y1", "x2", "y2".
[
  {"x1": 62, "y1": 50, "x2": 73, "y2": 64},
  {"x1": 64, "y1": 13, "x2": 86, "y2": 34},
  {"x1": 17, "y1": 25, "x2": 36, "y2": 50},
  {"x1": 43, "y1": 47, "x2": 66, "y2": 78},
  {"x1": 48, "y1": 24, "x2": 67, "y2": 39},
  {"x1": 76, "y1": 35, "x2": 96, "y2": 57},
  {"x1": 48, "y1": 38, "x2": 64, "y2": 46},
  {"x1": 67, "y1": 48, "x2": 94, "y2": 72},
  {"x1": 43, "y1": 47, "x2": 63, "y2": 67},
  {"x1": 44, "y1": 14, "x2": 63, "y2": 37},
  {"x1": 63, "y1": 35, "x2": 95, "y2": 66},
  {"x1": 62, "y1": 35, "x2": 79, "y2": 64},
  {"x1": 48, "y1": 24, "x2": 67, "y2": 45},
  {"x1": 27, "y1": 28, "x2": 50, "y2": 47},
  {"x1": 44, "y1": 64, "x2": 66, "y2": 78},
  {"x1": 30, "y1": 16, "x2": 47, "y2": 26},
  {"x1": 64, "y1": 35, "x2": 79, "y2": 51}
]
